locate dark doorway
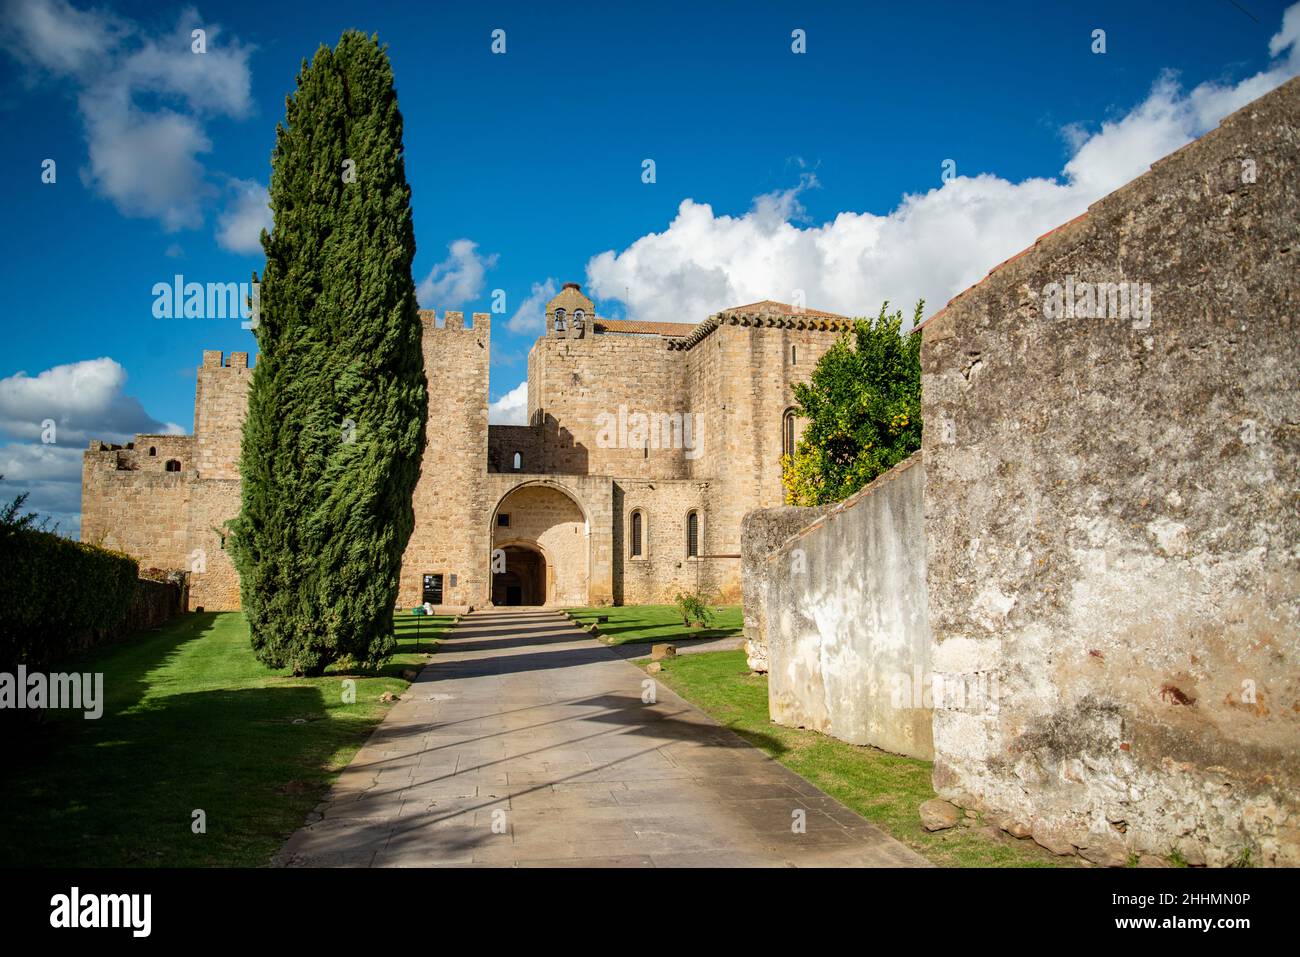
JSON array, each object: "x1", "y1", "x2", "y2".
[{"x1": 492, "y1": 545, "x2": 546, "y2": 606}]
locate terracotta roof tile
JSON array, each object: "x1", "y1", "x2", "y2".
[
  {"x1": 721, "y1": 300, "x2": 849, "y2": 319},
  {"x1": 592, "y1": 318, "x2": 695, "y2": 337}
]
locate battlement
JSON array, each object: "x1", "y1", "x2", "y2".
[
  {"x1": 419, "y1": 309, "x2": 491, "y2": 331},
  {"x1": 200, "y1": 350, "x2": 252, "y2": 369}
]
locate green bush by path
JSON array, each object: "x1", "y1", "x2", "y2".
[
  {"x1": 645, "y1": 650, "x2": 1077, "y2": 868},
  {"x1": 0, "y1": 610, "x2": 452, "y2": 867},
  {"x1": 0, "y1": 525, "x2": 138, "y2": 672},
  {"x1": 566, "y1": 604, "x2": 741, "y2": 646}
]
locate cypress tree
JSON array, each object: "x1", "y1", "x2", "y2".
[{"x1": 231, "y1": 32, "x2": 427, "y2": 676}]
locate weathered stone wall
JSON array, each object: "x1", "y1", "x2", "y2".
[
  {"x1": 193, "y1": 351, "x2": 251, "y2": 480},
  {"x1": 186, "y1": 478, "x2": 241, "y2": 611},
  {"x1": 485, "y1": 473, "x2": 615, "y2": 606},
  {"x1": 492, "y1": 483, "x2": 589, "y2": 606},
  {"x1": 123, "y1": 576, "x2": 186, "y2": 633},
  {"x1": 80, "y1": 461, "x2": 191, "y2": 568},
  {"x1": 528, "y1": 334, "x2": 690, "y2": 478},
  {"x1": 757, "y1": 454, "x2": 932, "y2": 759},
  {"x1": 487, "y1": 424, "x2": 543, "y2": 473},
  {"x1": 398, "y1": 311, "x2": 491, "y2": 608},
  {"x1": 613, "y1": 478, "x2": 738, "y2": 604},
  {"x1": 740, "y1": 500, "x2": 834, "y2": 671},
  {"x1": 922, "y1": 78, "x2": 1299, "y2": 865}
]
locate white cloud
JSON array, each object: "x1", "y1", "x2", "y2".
[
  {"x1": 0, "y1": 355, "x2": 184, "y2": 538},
  {"x1": 505, "y1": 278, "x2": 558, "y2": 332},
  {"x1": 0, "y1": 444, "x2": 84, "y2": 536},
  {"x1": 1, "y1": 0, "x2": 254, "y2": 232},
  {"x1": 0, "y1": 357, "x2": 184, "y2": 444},
  {"x1": 215, "y1": 178, "x2": 271, "y2": 254},
  {"x1": 488, "y1": 381, "x2": 528, "y2": 425},
  {"x1": 0, "y1": 0, "x2": 126, "y2": 75},
  {"x1": 587, "y1": 5, "x2": 1300, "y2": 326},
  {"x1": 416, "y1": 239, "x2": 498, "y2": 308}
]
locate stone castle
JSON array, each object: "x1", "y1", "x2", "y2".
[{"x1": 82, "y1": 284, "x2": 854, "y2": 611}]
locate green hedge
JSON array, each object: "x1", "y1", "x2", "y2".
[{"x1": 0, "y1": 527, "x2": 139, "y2": 671}]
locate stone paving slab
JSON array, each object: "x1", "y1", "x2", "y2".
[{"x1": 274, "y1": 609, "x2": 930, "y2": 868}]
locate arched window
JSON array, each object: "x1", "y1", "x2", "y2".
[
  {"x1": 572, "y1": 309, "x2": 585, "y2": 332},
  {"x1": 148, "y1": 447, "x2": 157, "y2": 456},
  {"x1": 165, "y1": 459, "x2": 181, "y2": 472},
  {"x1": 791, "y1": 344, "x2": 798, "y2": 364},
  {"x1": 782, "y1": 408, "x2": 799, "y2": 458},
  {"x1": 686, "y1": 510, "x2": 700, "y2": 558},
  {"x1": 512, "y1": 451, "x2": 522, "y2": 471},
  {"x1": 554, "y1": 308, "x2": 566, "y2": 331},
  {"x1": 630, "y1": 510, "x2": 645, "y2": 558}
]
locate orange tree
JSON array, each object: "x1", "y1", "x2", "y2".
[{"x1": 780, "y1": 302, "x2": 923, "y2": 506}]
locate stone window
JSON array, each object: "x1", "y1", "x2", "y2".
[
  {"x1": 554, "y1": 308, "x2": 566, "y2": 332},
  {"x1": 686, "y1": 509, "x2": 700, "y2": 559},
  {"x1": 630, "y1": 509, "x2": 645, "y2": 558},
  {"x1": 782, "y1": 408, "x2": 799, "y2": 458},
  {"x1": 791, "y1": 344, "x2": 797, "y2": 364},
  {"x1": 498, "y1": 513, "x2": 510, "y2": 527},
  {"x1": 149, "y1": 447, "x2": 157, "y2": 456},
  {"x1": 165, "y1": 459, "x2": 182, "y2": 472},
  {"x1": 512, "y1": 451, "x2": 522, "y2": 471},
  {"x1": 572, "y1": 309, "x2": 585, "y2": 333}
]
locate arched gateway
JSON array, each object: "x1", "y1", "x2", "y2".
[{"x1": 490, "y1": 482, "x2": 589, "y2": 606}]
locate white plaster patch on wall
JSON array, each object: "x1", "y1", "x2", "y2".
[
  {"x1": 972, "y1": 584, "x2": 1016, "y2": 631},
  {"x1": 1145, "y1": 516, "x2": 1190, "y2": 557}
]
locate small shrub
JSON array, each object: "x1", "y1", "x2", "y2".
[{"x1": 673, "y1": 591, "x2": 715, "y2": 628}]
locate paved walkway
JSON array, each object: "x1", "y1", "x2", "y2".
[{"x1": 275, "y1": 609, "x2": 929, "y2": 868}]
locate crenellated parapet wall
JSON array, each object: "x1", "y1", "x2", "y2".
[{"x1": 194, "y1": 350, "x2": 251, "y2": 480}]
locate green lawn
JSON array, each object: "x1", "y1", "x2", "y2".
[
  {"x1": 0, "y1": 610, "x2": 453, "y2": 867},
  {"x1": 642, "y1": 649, "x2": 1078, "y2": 868},
  {"x1": 566, "y1": 603, "x2": 742, "y2": 646}
]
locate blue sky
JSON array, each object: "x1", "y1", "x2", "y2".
[{"x1": 2, "y1": 0, "x2": 1298, "y2": 534}]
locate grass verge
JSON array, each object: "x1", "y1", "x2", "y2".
[
  {"x1": 0, "y1": 610, "x2": 452, "y2": 866},
  {"x1": 566, "y1": 603, "x2": 742, "y2": 646}
]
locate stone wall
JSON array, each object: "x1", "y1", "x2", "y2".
[
  {"x1": 123, "y1": 576, "x2": 186, "y2": 633},
  {"x1": 398, "y1": 311, "x2": 491, "y2": 608},
  {"x1": 922, "y1": 78, "x2": 1299, "y2": 865},
  {"x1": 683, "y1": 322, "x2": 846, "y2": 567},
  {"x1": 492, "y1": 483, "x2": 589, "y2": 606},
  {"x1": 740, "y1": 500, "x2": 834, "y2": 671},
  {"x1": 80, "y1": 461, "x2": 191, "y2": 568},
  {"x1": 528, "y1": 334, "x2": 690, "y2": 478},
  {"x1": 613, "y1": 478, "x2": 738, "y2": 604},
  {"x1": 194, "y1": 351, "x2": 251, "y2": 480},
  {"x1": 186, "y1": 478, "x2": 241, "y2": 611},
  {"x1": 753, "y1": 454, "x2": 932, "y2": 759},
  {"x1": 487, "y1": 424, "x2": 543, "y2": 473},
  {"x1": 485, "y1": 473, "x2": 615, "y2": 606}
]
